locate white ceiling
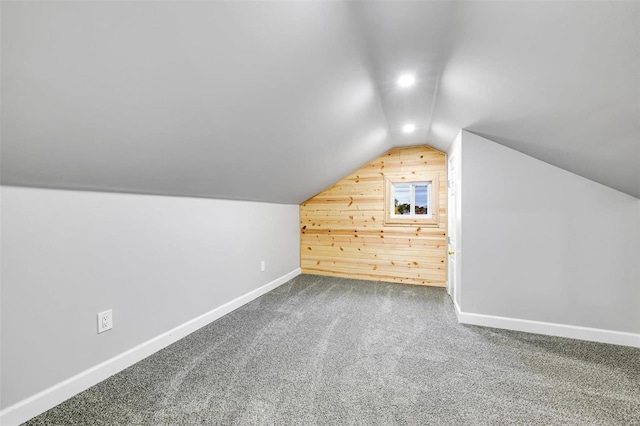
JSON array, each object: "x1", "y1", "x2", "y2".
[{"x1": 2, "y1": 1, "x2": 639, "y2": 202}]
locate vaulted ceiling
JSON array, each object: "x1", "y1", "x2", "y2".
[{"x1": 2, "y1": 1, "x2": 639, "y2": 202}]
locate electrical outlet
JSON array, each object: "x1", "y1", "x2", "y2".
[
  {"x1": 98, "y1": 309, "x2": 113, "y2": 333},
  {"x1": 260, "y1": 260, "x2": 266, "y2": 272}
]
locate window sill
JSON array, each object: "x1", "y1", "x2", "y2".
[{"x1": 384, "y1": 216, "x2": 439, "y2": 227}]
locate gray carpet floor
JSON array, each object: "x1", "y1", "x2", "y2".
[{"x1": 25, "y1": 274, "x2": 640, "y2": 425}]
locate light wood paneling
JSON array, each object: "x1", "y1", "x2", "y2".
[{"x1": 300, "y1": 146, "x2": 447, "y2": 286}]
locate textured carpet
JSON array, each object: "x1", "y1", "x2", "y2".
[{"x1": 25, "y1": 274, "x2": 640, "y2": 425}]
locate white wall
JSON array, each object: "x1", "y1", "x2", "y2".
[
  {"x1": 448, "y1": 132, "x2": 463, "y2": 310},
  {"x1": 0, "y1": 186, "x2": 300, "y2": 411},
  {"x1": 636, "y1": 204, "x2": 640, "y2": 333},
  {"x1": 457, "y1": 131, "x2": 640, "y2": 340}
]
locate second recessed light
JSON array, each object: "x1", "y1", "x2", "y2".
[
  {"x1": 402, "y1": 123, "x2": 416, "y2": 134},
  {"x1": 397, "y1": 73, "x2": 416, "y2": 88}
]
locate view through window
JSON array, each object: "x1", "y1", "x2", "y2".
[{"x1": 393, "y1": 182, "x2": 431, "y2": 216}]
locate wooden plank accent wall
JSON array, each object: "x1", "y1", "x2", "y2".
[{"x1": 300, "y1": 145, "x2": 447, "y2": 287}]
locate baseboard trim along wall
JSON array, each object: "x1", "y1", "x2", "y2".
[
  {"x1": 454, "y1": 300, "x2": 640, "y2": 349},
  {"x1": 0, "y1": 268, "x2": 301, "y2": 426}
]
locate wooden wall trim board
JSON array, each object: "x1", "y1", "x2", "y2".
[{"x1": 300, "y1": 145, "x2": 447, "y2": 287}]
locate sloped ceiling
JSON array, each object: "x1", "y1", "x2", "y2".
[
  {"x1": 1, "y1": 2, "x2": 390, "y2": 203},
  {"x1": 2, "y1": 1, "x2": 639, "y2": 202},
  {"x1": 351, "y1": 1, "x2": 640, "y2": 198}
]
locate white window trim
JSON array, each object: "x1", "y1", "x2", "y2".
[
  {"x1": 383, "y1": 172, "x2": 440, "y2": 227},
  {"x1": 390, "y1": 181, "x2": 433, "y2": 219}
]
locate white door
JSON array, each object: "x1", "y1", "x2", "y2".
[{"x1": 447, "y1": 153, "x2": 457, "y2": 300}]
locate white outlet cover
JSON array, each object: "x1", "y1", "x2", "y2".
[
  {"x1": 98, "y1": 309, "x2": 113, "y2": 333},
  {"x1": 260, "y1": 261, "x2": 266, "y2": 272}
]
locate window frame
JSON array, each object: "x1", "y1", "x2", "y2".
[
  {"x1": 390, "y1": 181, "x2": 431, "y2": 218},
  {"x1": 383, "y1": 173, "x2": 440, "y2": 227}
]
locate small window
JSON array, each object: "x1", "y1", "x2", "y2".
[
  {"x1": 392, "y1": 182, "x2": 431, "y2": 217},
  {"x1": 384, "y1": 173, "x2": 439, "y2": 227}
]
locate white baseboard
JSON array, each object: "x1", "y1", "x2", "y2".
[
  {"x1": 454, "y1": 300, "x2": 640, "y2": 348},
  {"x1": 0, "y1": 268, "x2": 301, "y2": 426}
]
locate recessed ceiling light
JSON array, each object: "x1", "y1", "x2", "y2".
[
  {"x1": 397, "y1": 73, "x2": 416, "y2": 88},
  {"x1": 402, "y1": 123, "x2": 416, "y2": 134}
]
